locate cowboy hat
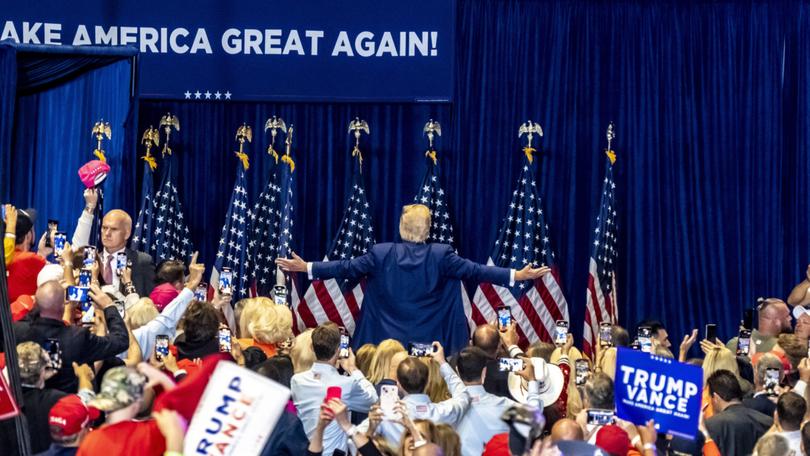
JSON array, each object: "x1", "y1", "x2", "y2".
[{"x1": 508, "y1": 357, "x2": 564, "y2": 406}]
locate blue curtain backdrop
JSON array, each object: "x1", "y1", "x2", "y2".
[
  {"x1": 1, "y1": 43, "x2": 136, "y2": 245},
  {"x1": 6, "y1": 1, "x2": 810, "y2": 346}
]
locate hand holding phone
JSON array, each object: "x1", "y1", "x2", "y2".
[
  {"x1": 586, "y1": 409, "x2": 615, "y2": 426},
  {"x1": 736, "y1": 329, "x2": 752, "y2": 356},
  {"x1": 219, "y1": 268, "x2": 233, "y2": 295},
  {"x1": 339, "y1": 327, "x2": 350, "y2": 359},
  {"x1": 408, "y1": 342, "x2": 433, "y2": 357},
  {"x1": 497, "y1": 306, "x2": 512, "y2": 331},
  {"x1": 155, "y1": 335, "x2": 170, "y2": 361},
  {"x1": 638, "y1": 326, "x2": 652, "y2": 353},
  {"x1": 705, "y1": 324, "x2": 717, "y2": 344},
  {"x1": 599, "y1": 322, "x2": 613, "y2": 347},
  {"x1": 554, "y1": 320, "x2": 569, "y2": 346},
  {"x1": 575, "y1": 359, "x2": 590, "y2": 385}
]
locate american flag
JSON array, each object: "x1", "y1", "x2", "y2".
[
  {"x1": 210, "y1": 163, "x2": 252, "y2": 301},
  {"x1": 250, "y1": 141, "x2": 297, "y2": 297},
  {"x1": 131, "y1": 161, "x2": 154, "y2": 253},
  {"x1": 295, "y1": 162, "x2": 374, "y2": 334},
  {"x1": 469, "y1": 153, "x2": 569, "y2": 344},
  {"x1": 582, "y1": 150, "x2": 619, "y2": 358},
  {"x1": 148, "y1": 160, "x2": 194, "y2": 262}
]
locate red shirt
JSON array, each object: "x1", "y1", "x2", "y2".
[
  {"x1": 6, "y1": 249, "x2": 46, "y2": 302},
  {"x1": 77, "y1": 420, "x2": 166, "y2": 456}
]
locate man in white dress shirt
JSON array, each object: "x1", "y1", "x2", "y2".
[
  {"x1": 290, "y1": 323, "x2": 378, "y2": 456},
  {"x1": 370, "y1": 342, "x2": 471, "y2": 448},
  {"x1": 455, "y1": 346, "x2": 543, "y2": 456}
]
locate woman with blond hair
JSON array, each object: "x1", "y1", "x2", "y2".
[
  {"x1": 367, "y1": 339, "x2": 406, "y2": 384},
  {"x1": 422, "y1": 357, "x2": 451, "y2": 403},
  {"x1": 237, "y1": 298, "x2": 293, "y2": 357},
  {"x1": 290, "y1": 328, "x2": 315, "y2": 373},
  {"x1": 355, "y1": 343, "x2": 377, "y2": 378},
  {"x1": 701, "y1": 339, "x2": 743, "y2": 419}
]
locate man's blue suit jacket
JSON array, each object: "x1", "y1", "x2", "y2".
[{"x1": 311, "y1": 242, "x2": 512, "y2": 354}]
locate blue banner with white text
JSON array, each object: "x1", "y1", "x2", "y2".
[
  {"x1": 615, "y1": 347, "x2": 703, "y2": 439},
  {"x1": 1, "y1": 0, "x2": 454, "y2": 102}
]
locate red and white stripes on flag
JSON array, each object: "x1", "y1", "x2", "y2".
[
  {"x1": 468, "y1": 152, "x2": 569, "y2": 344},
  {"x1": 293, "y1": 260, "x2": 365, "y2": 334},
  {"x1": 582, "y1": 151, "x2": 619, "y2": 358}
]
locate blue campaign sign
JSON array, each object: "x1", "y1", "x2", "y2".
[
  {"x1": 615, "y1": 347, "x2": 703, "y2": 439},
  {"x1": 1, "y1": 0, "x2": 454, "y2": 102}
]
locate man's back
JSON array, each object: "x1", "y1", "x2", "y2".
[
  {"x1": 14, "y1": 309, "x2": 129, "y2": 392},
  {"x1": 742, "y1": 394, "x2": 777, "y2": 418},
  {"x1": 705, "y1": 403, "x2": 772, "y2": 455},
  {"x1": 291, "y1": 362, "x2": 377, "y2": 456},
  {"x1": 78, "y1": 420, "x2": 165, "y2": 456},
  {"x1": 457, "y1": 385, "x2": 514, "y2": 456},
  {"x1": 314, "y1": 242, "x2": 511, "y2": 353}
]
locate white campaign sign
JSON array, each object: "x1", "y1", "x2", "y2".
[{"x1": 184, "y1": 361, "x2": 290, "y2": 456}]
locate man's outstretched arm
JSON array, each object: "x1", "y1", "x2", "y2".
[
  {"x1": 276, "y1": 251, "x2": 375, "y2": 282},
  {"x1": 439, "y1": 249, "x2": 550, "y2": 286}
]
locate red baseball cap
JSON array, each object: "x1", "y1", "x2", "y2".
[
  {"x1": 595, "y1": 425, "x2": 631, "y2": 455},
  {"x1": 48, "y1": 395, "x2": 100, "y2": 438},
  {"x1": 150, "y1": 283, "x2": 180, "y2": 312}
]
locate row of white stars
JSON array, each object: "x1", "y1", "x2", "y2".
[{"x1": 183, "y1": 90, "x2": 232, "y2": 100}]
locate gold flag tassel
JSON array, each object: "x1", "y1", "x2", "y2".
[
  {"x1": 234, "y1": 124, "x2": 252, "y2": 170},
  {"x1": 518, "y1": 120, "x2": 542, "y2": 164},
  {"x1": 140, "y1": 126, "x2": 160, "y2": 171},
  {"x1": 91, "y1": 120, "x2": 112, "y2": 162},
  {"x1": 423, "y1": 119, "x2": 442, "y2": 165}
]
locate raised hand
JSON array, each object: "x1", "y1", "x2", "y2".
[
  {"x1": 275, "y1": 252, "x2": 307, "y2": 272},
  {"x1": 185, "y1": 252, "x2": 205, "y2": 290},
  {"x1": 514, "y1": 264, "x2": 551, "y2": 282}
]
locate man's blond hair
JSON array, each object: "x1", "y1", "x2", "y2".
[{"x1": 399, "y1": 204, "x2": 431, "y2": 243}]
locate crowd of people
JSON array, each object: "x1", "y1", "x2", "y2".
[{"x1": 4, "y1": 192, "x2": 810, "y2": 456}]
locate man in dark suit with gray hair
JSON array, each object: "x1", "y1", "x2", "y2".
[{"x1": 277, "y1": 203, "x2": 549, "y2": 354}]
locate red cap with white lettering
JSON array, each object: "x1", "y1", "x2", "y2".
[{"x1": 48, "y1": 395, "x2": 100, "y2": 438}]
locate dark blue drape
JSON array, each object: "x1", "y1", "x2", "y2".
[
  {"x1": 0, "y1": 43, "x2": 136, "y2": 244},
  {"x1": 138, "y1": 1, "x2": 810, "y2": 346}
]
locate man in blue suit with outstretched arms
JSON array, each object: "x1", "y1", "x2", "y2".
[{"x1": 277, "y1": 204, "x2": 550, "y2": 354}]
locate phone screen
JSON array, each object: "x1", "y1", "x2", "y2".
[
  {"x1": 46, "y1": 220, "x2": 58, "y2": 247},
  {"x1": 737, "y1": 329, "x2": 752, "y2": 356},
  {"x1": 380, "y1": 384, "x2": 400, "y2": 420},
  {"x1": 575, "y1": 359, "x2": 590, "y2": 385},
  {"x1": 115, "y1": 252, "x2": 128, "y2": 273},
  {"x1": 53, "y1": 232, "x2": 67, "y2": 256},
  {"x1": 497, "y1": 306, "x2": 511, "y2": 330},
  {"x1": 555, "y1": 320, "x2": 569, "y2": 345},
  {"x1": 79, "y1": 299, "x2": 94, "y2": 325},
  {"x1": 587, "y1": 409, "x2": 615, "y2": 426},
  {"x1": 638, "y1": 326, "x2": 652, "y2": 352},
  {"x1": 339, "y1": 334, "x2": 350, "y2": 359},
  {"x1": 765, "y1": 368, "x2": 780, "y2": 393},
  {"x1": 599, "y1": 323, "x2": 613, "y2": 346},
  {"x1": 273, "y1": 285, "x2": 288, "y2": 306},
  {"x1": 43, "y1": 338, "x2": 62, "y2": 370},
  {"x1": 218, "y1": 328, "x2": 232, "y2": 352},
  {"x1": 78, "y1": 269, "x2": 91, "y2": 287},
  {"x1": 194, "y1": 283, "x2": 208, "y2": 301},
  {"x1": 83, "y1": 246, "x2": 96, "y2": 267},
  {"x1": 409, "y1": 342, "x2": 432, "y2": 357},
  {"x1": 219, "y1": 269, "x2": 233, "y2": 295},
  {"x1": 498, "y1": 357, "x2": 525, "y2": 372},
  {"x1": 155, "y1": 335, "x2": 170, "y2": 361},
  {"x1": 67, "y1": 285, "x2": 90, "y2": 303},
  {"x1": 705, "y1": 324, "x2": 717, "y2": 343}
]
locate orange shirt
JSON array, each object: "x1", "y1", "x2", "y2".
[{"x1": 237, "y1": 338, "x2": 277, "y2": 357}]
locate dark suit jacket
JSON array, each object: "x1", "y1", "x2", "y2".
[
  {"x1": 705, "y1": 403, "x2": 772, "y2": 456},
  {"x1": 484, "y1": 358, "x2": 512, "y2": 398},
  {"x1": 12, "y1": 308, "x2": 129, "y2": 393},
  {"x1": 312, "y1": 242, "x2": 511, "y2": 354},
  {"x1": 742, "y1": 394, "x2": 777, "y2": 418},
  {"x1": 125, "y1": 248, "x2": 155, "y2": 297}
]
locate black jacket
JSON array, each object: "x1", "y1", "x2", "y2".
[
  {"x1": 742, "y1": 393, "x2": 777, "y2": 418},
  {"x1": 484, "y1": 358, "x2": 512, "y2": 399},
  {"x1": 124, "y1": 248, "x2": 156, "y2": 297},
  {"x1": 705, "y1": 403, "x2": 772, "y2": 456},
  {"x1": 13, "y1": 307, "x2": 129, "y2": 393},
  {"x1": 0, "y1": 387, "x2": 67, "y2": 455}
]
